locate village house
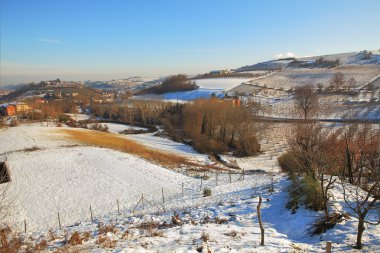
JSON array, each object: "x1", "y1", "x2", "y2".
[{"x1": 0, "y1": 103, "x2": 16, "y2": 116}]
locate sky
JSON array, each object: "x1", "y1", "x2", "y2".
[{"x1": 1, "y1": 0, "x2": 380, "y2": 85}]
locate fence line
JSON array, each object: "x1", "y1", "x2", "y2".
[{"x1": 16, "y1": 170, "x2": 256, "y2": 233}]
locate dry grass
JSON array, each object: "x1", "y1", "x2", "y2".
[
  {"x1": 59, "y1": 129, "x2": 202, "y2": 169},
  {"x1": 0, "y1": 226, "x2": 22, "y2": 253},
  {"x1": 35, "y1": 239, "x2": 48, "y2": 251},
  {"x1": 97, "y1": 223, "x2": 118, "y2": 235},
  {"x1": 68, "y1": 231, "x2": 82, "y2": 246}
]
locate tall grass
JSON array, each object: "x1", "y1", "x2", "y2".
[{"x1": 60, "y1": 129, "x2": 199, "y2": 169}]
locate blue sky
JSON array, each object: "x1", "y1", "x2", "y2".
[{"x1": 1, "y1": 0, "x2": 379, "y2": 85}]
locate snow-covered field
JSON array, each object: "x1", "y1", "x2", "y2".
[
  {"x1": 194, "y1": 78, "x2": 253, "y2": 90},
  {"x1": 87, "y1": 122, "x2": 147, "y2": 134},
  {"x1": 133, "y1": 88, "x2": 225, "y2": 102},
  {"x1": 127, "y1": 133, "x2": 208, "y2": 162},
  {"x1": 67, "y1": 113, "x2": 92, "y2": 121},
  {"x1": 245, "y1": 65, "x2": 380, "y2": 90},
  {"x1": 0, "y1": 125, "x2": 197, "y2": 230},
  {"x1": 1, "y1": 123, "x2": 379, "y2": 252}
]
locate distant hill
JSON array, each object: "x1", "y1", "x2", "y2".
[{"x1": 234, "y1": 50, "x2": 380, "y2": 73}]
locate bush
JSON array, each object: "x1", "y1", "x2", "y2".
[
  {"x1": 68, "y1": 231, "x2": 82, "y2": 246},
  {"x1": 0, "y1": 226, "x2": 22, "y2": 253},
  {"x1": 193, "y1": 137, "x2": 228, "y2": 155},
  {"x1": 235, "y1": 135, "x2": 260, "y2": 156},
  {"x1": 278, "y1": 151, "x2": 302, "y2": 174},
  {"x1": 58, "y1": 114, "x2": 71, "y2": 123},
  {"x1": 203, "y1": 188, "x2": 212, "y2": 197},
  {"x1": 35, "y1": 239, "x2": 47, "y2": 251},
  {"x1": 200, "y1": 232, "x2": 209, "y2": 242},
  {"x1": 286, "y1": 175, "x2": 324, "y2": 212},
  {"x1": 302, "y1": 176, "x2": 324, "y2": 211},
  {"x1": 9, "y1": 119, "x2": 19, "y2": 127},
  {"x1": 90, "y1": 123, "x2": 109, "y2": 132}
]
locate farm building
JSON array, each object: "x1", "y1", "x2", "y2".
[
  {"x1": 210, "y1": 69, "x2": 232, "y2": 75},
  {"x1": 0, "y1": 103, "x2": 16, "y2": 116}
]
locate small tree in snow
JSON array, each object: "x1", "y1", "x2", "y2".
[
  {"x1": 340, "y1": 125, "x2": 380, "y2": 249},
  {"x1": 330, "y1": 72, "x2": 345, "y2": 91},
  {"x1": 293, "y1": 85, "x2": 319, "y2": 120}
]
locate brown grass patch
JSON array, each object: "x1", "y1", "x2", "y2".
[
  {"x1": 35, "y1": 239, "x2": 48, "y2": 251},
  {"x1": 59, "y1": 129, "x2": 203, "y2": 169},
  {"x1": 97, "y1": 223, "x2": 118, "y2": 235},
  {"x1": 68, "y1": 231, "x2": 82, "y2": 246},
  {"x1": 0, "y1": 226, "x2": 22, "y2": 253}
]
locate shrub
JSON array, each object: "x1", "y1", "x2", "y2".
[
  {"x1": 200, "y1": 232, "x2": 209, "y2": 242},
  {"x1": 68, "y1": 231, "x2": 82, "y2": 246},
  {"x1": 278, "y1": 151, "x2": 302, "y2": 174},
  {"x1": 302, "y1": 176, "x2": 324, "y2": 211},
  {"x1": 9, "y1": 119, "x2": 19, "y2": 127},
  {"x1": 35, "y1": 239, "x2": 47, "y2": 251},
  {"x1": 193, "y1": 137, "x2": 228, "y2": 155},
  {"x1": 235, "y1": 135, "x2": 260, "y2": 156},
  {"x1": 286, "y1": 175, "x2": 324, "y2": 212},
  {"x1": 58, "y1": 114, "x2": 71, "y2": 123},
  {"x1": 97, "y1": 223, "x2": 118, "y2": 235},
  {"x1": 311, "y1": 212, "x2": 347, "y2": 234},
  {"x1": 203, "y1": 188, "x2": 212, "y2": 197},
  {"x1": 0, "y1": 226, "x2": 22, "y2": 253},
  {"x1": 90, "y1": 123, "x2": 109, "y2": 132}
]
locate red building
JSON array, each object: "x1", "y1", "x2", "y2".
[{"x1": 0, "y1": 104, "x2": 16, "y2": 116}]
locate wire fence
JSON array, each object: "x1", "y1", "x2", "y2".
[{"x1": 12, "y1": 170, "x2": 258, "y2": 233}]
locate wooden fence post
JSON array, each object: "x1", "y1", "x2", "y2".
[
  {"x1": 117, "y1": 199, "x2": 120, "y2": 214},
  {"x1": 257, "y1": 196, "x2": 264, "y2": 246},
  {"x1": 57, "y1": 212, "x2": 62, "y2": 229},
  {"x1": 142, "y1": 193, "x2": 144, "y2": 210},
  {"x1": 90, "y1": 205, "x2": 93, "y2": 222},
  {"x1": 24, "y1": 220, "x2": 27, "y2": 233},
  {"x1": 162, "y1": 187, "x2": 165, "y2": 204},
  {"x1": 229, "y1": 172, "x2": 232, "y2": 183},
  {"x1": 326, "y1": 241, "x2": 332, "y2": 253}
]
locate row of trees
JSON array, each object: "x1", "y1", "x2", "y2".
[
  {"x1": 137, "y1": 74, "x2": 198, "y2": 95},
  {"x1": 161, "y1": 98, "x2": 262, "y2": 156},
  {"x1": 91, "y1": 97, "x2": 262, "y2": 156},
  {"x1": 90, "y1": 100, "x2": 170, "y2": 127},
  {"x1": 329, "y1": 72, "x2": 357, "y2": 92},
  {"x1": 279, "y1": 122, "x2": 379, "y2": 249}
]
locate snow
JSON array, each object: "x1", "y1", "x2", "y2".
[
  {"x1": 87, "y1": 122, "x2": 147, "y2": 134},
  {"x1": 1, "y1": 124, "x2": 380, "y2": 252},
  {"x1": 194, "y1": 78, "x2": 252, "y2": 90},
  {"x1": 133, "y1": 88, "x2": 225, "y2": 102},
  {"x1": 126, "y1": 133, "x2": 208, "y2": 162},
  {"x1": 67, "y1": 113, "x2": 92, "y2": 121},
  {"x1": 3, "y1": 146, "x2": 195, "y2": 230}
]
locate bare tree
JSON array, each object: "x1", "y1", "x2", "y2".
[
  {"x1": 340, "y1": 125, "x2": 380, "y2": 249},
  {"x1": 330, "y1": 72, "x2": 345, "y2": 91},
  {"x1": 290, "y1": 123, "x2": 338, "y2": 218},
  {"x1": 293, "y1": 85, "x2": 319, "y2": 120},
  {"x1": 346, "y1": 77, "x2": 357, "y2": 92}
]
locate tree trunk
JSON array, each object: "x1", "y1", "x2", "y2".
[
  {"x1": 257, "y1": 196, "x2": 264, "y2": 246},
  {"x1": 356, "y1": 217, "x2": 365, "y2": 249}
]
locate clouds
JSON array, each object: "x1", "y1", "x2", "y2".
[
  {"x1": 274, "y1": 52, "x2": 296, "y2": 59},
  {"x1": 36, "y1": 38, "x2": 64, "y2": 43}
]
